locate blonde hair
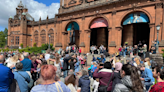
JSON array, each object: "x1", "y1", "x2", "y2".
[
  {"x1": 31, "y1": 56, "x2": 36, "y2": 61},
  {"x1": 18, "y1": 54, "x2": 24, "y2": 60},
  {"x1": 145, "y1": 58, "x2": 151, "y2": 66},
  {"x1": 135, "y1": 57, "x2": 140, "y2": 66},
  {"x1": 10, "y1": 55, "x2": 19, "y2": 63}
]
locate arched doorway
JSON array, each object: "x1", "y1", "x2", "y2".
[
  {"x1": 66, "y1": 22, "x2": 80, "y2": 46},
  {"x1": 34, "y1": 30, "x2": 38, "y2": 46},
  {"x1": 48, "y1": 29, "x2": 54, "y2": 45},
  {"x1": 89, "y1": 17, "x2": 109, "y2": 50},
  {"x1": 121, "y1": 12, "x2": 150, "y2": 48},
  {"x1": 40, "y1": 30, "x2": 46, "y2": 45}
]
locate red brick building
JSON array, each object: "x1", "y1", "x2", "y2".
[{"x1": 8, "y1": 0, "x2": 164, "y2": 53}]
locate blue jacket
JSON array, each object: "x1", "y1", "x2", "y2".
[
  {"x1": 75, "y1": 61, "x2": 80, "y2": 73},
  {"x1": 91, "y1": 66, "x2": 97, "y2": 72},
  {"x1": 13, "y1": 71, "x2": 30, "y2": 92},
  {"x1": 21, "y1": 58, "x2": 32, "y2": 71},
  {"x1": 141, "y1": 68, "x2": 155, "y2": 83},
  {"x1": 0, "y1": 64, "x2": 14, "y2": 92},
  {"x1": 78, "y1": 75, "x2": 90, "y2": 92}
]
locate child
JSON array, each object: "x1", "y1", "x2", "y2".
[{"x1": 92, "y1": 78, "x2": 99, "y2": 92}]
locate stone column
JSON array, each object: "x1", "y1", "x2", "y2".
[
  {"x1": 149, "y1": 23, "x2": 155, "y2": 49},
  {"x1": 116, "y1": 26, "x2": 123, "y2": 47},
  {"x1": 84, "y1": 29, "x2": 91, "y2": 53},
  {"x1": 155, "y1": 3, "x2": 163, "y2": 41}
]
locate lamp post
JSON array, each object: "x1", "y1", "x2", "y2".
[
  {"x1": 31, "y1": 39, "x2": 32, "y2": 47},
  {"x1": 48, "y1": 34, "x2": 51, "y2": 50},
  {"x1": 156, "y1": 25, "x2": 160, "y2": 53}
]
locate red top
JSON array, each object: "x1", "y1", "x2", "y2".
[
  {"x1": 79, "y1": 49, "x2": 81, "y2": 53},
  {"x1": 118, "y1": 48, "x2": 122, "y2": 52},
  {"x1": 149, "y1": 82, "x2": 164, "y2": 92}
]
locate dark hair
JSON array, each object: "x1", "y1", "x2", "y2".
[
  {"x1": 15, "y1": 62, "x2": 23, "y2": 70},
  {"x1": 65, "y1": 74, "x2": 76, "y2": 86},
  {"x1": 155, "y1": 66, "x2": 164, "y2": 79},
  {"x1": 122, "y1": 64, "x2": 143, "y2": 92},
  {"x1": 104, "y1": 62, "x2": 112, "y2": 69}
]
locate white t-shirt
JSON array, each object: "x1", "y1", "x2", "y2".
[
  {"x1": 45, "y1": 54, "x2": 50, "y2": 60},
  {"x1": 92, "y1": 80, "x2": 99, "y2": 92},
  {"x1": 67, "y1": 84, "x2": 77, "y2": 92}
]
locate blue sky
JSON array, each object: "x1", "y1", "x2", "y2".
[
  {"x1": 0, "y1": 0, "x2": 60, "y2": 31},
  {"x1": 35, "y1": 0, "x2": 60, "y2": 6}
]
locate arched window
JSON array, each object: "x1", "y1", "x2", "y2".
[
  {"x1": 40, "y1": 30, "x2": 46, "y2": 44},
  {"x1": 48, "y1": 29, "x2": 54, "y2": 45},
  {"x1": 34, "y1": 31, "x2": 38, "y2": 46}
]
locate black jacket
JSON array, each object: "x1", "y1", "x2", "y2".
[
  {"x1": 112, "y1": 72, "x2": 122, "y2": 92},
  {"x1": 62, "y1": 56, "x2": 72, "y2": 71}
]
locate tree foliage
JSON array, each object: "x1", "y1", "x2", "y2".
[{"x1": 0, "y1": 28, "x2": 8, "y2": 48}]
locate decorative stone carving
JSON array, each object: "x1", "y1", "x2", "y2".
[
  {"x1": 79, "y1": 42, "x2": 85, "y2": 47},
  {"x1": 109, "y1": 41, "x2": 116, "y2": 47},
  {"x1": 55, "y1": 43, "x2": 62, "y2": 47},
  {"x1": 85, "y1": 29, "x2": 91, "y2": 33},
  {"x1": 155, "y1": 3, "x2": 163, "y2": 9},
  {"x1": 115, "y1": 26, "x2": 123, "y2": 31},
  {"x1": 149, "y1": 23, "x2": 155, "y2": 28},
  {"x1": 62, "y1": 31, "x2": 68, "y2": 35}
]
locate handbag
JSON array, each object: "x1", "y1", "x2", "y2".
[
  {"x1": 10, "y1": 79, "x2": 21, "y2": 92},
  {"x1": 98, "y1": 73, "x2": 113, "y2": 92}
]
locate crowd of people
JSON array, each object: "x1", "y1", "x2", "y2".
[{"x1": 0, "y1": 40, "x2": 163, "y2": 92}]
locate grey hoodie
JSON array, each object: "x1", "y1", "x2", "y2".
[{"x1": 113, "y1": 76, "x2": 133, "y2": 92}]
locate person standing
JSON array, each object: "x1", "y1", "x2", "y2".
[
  {"x1": 45, "y1": 50, "x2": 50, "y2": 61},
  {"x1": 21, "y1": 52, "x2": 32, "y2": 78},
  {"x1": 13, "y1": 62, "x2": 30, "y2": 92},
  {"x1": 0, "y1": 55, "x2": 14, "y2": 92}
]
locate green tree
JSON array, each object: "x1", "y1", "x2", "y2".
[{"x1": 0, "y1": 31, "x2": 6, "y2": 47}]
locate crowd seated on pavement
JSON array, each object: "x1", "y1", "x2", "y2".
[{"x1": 0, "y1": 42, "x2": 164, "y2": 92}]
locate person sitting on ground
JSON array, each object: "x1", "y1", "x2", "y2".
[
  {"x1": 93, "y1": 62, "x2": 113, "y2": 92},
  {"x1": 31, "y1": 65, "x2": 71, "y2": 92},
  {"x1": 13, "y1": 62, "x2": 30, "y2": 92},
  {"x1": 113, "y1": 64, "x2": 144, "y2": 92},
  {"x1": 0, "y1": 55, "x2": 14, "y2": 92},
  {"x1": 78, "y1": 69, "x2": 90, "y2": 92}
]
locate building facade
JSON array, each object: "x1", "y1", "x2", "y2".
[{"x1": 8, "y1": 0, "x2": 164, "y2": 53}]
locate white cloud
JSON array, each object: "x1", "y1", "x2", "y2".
[{"x1": 0, "y1": 0, "x2": 60, "y2": 29}]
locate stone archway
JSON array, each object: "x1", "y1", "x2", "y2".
[
  {"x1": 121, "y1": 11, "x2": 150, "y2": 49},
  {"x1": 65, "y1": 21, "x2": 80, "y2": 47},
  {"x1": 89, "y1": 17, "x2": 109, "y2": 51}
]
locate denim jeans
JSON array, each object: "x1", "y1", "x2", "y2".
[
  {"x1": 123, "y1": 51, "x2": 126, "y2": 57},
  {"x1": 63, "y1": 70, "x2": 68, "y2": 78}
]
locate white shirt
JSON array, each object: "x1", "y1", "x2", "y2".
[
  {"x1": 67, "y1": 84, "x2": 77, "y2": 92},
  {"x1": 45, "y1": 54, "x2": 50, "y2": 60},
  {"x1": 92, "y1": 80, "x2": 99, "y2": 92}
]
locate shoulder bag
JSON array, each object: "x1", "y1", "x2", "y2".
[{"x1": 98, "y1": 73, "x2": 113, "y2": 92}]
